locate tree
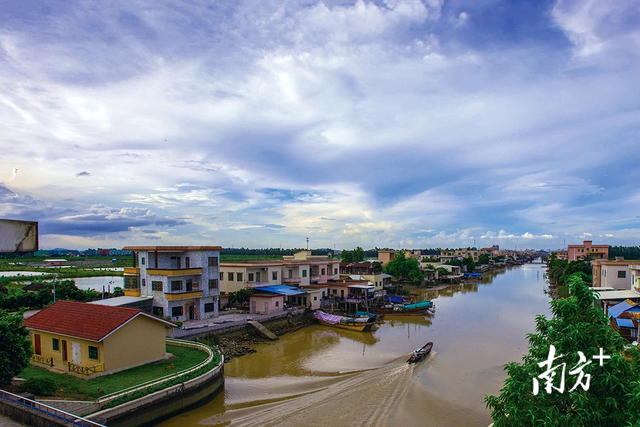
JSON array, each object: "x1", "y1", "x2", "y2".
[
  {"x1": 341, "y1": 250, "x2": 353, "y2": 263},
  {"x1": 436, "y1": 267, "x2": 449, "y2": 276},
  {"x1": 353, "y1": 247, "x2": 365, "y2": 262},
  {"x1": 462, "y1": 256, "x2": 475, "y2": 272},
  {"x1": 372, "y1": 261, "x2": 383, "y2": 274},
  {"x1": 0, "y1": 310, "x2": 32, "y2": 386},
  {"x1": 485, "y1": 274, "x2": 640, "y2": 426},
  {"x1": 478, "y1": 254, "x2": 490, "y2": 265},
  {"x1": 383, "y1": 252, "x2": 421, "y2": 281}
]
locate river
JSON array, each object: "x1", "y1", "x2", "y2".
[{"x1": 161, "y1": 263, "x2": 550, "y2": 427}]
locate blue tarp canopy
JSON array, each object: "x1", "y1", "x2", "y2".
[
  {"x1": 385, "y1": 295, "x2": 403, "y2": 304},
  {"x1": 608, "y1": 300, "x2": 639, "y2": 318},
  {"x1": 252, "y1": 285, "x2": 307, "y2": 296},
  {"x1": 616, "y1": 318, "x2": 635, "y2": 328}
]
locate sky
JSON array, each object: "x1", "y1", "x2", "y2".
[{"x1": 1, "y1": 0, "x2": 640, "y2": 251}]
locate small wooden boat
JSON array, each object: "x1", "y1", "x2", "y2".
[
  {"x1": 314, "y1": 310, "x2": 375, "y2": 332},
  {"x1": 407, "y1": 342, "x2": 433, "y2": 364},
  {"x1": 370, "y1": 300, "x2": 435, "y2": 316},
  {"x1": 354, "y1": 311, "x2": 385, "y2": 322}
]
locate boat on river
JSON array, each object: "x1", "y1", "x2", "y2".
[
  {"x1": 314, "y1": 310, "x2": 375, "y2": 331},
  {"x1": 407, "y1": 342, "x2": 433, "y2": 364},
  {"x1": 370, "y1": 299, "x2": 435, "y2": 316}
]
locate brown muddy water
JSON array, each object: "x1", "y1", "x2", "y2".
[{"x1": 160, "y1": 263, "x2": 550, "y2": 427}]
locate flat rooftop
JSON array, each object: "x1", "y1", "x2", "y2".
[{"x1": 88, "y1": 296, "x2": 154, "y2": 306}]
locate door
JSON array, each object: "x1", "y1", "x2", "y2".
[
  {"x1": 188, "y1": 305, "x2": 195, "y2": 320},
  {"x1": 251, "y1": 300, "x2": 256, "y2": 314},
  {"x1": 341, "y1": 290, "x2": 344, "y2": 298},
  {"x1": 62, "y1": 340, "x2": 68, "y2": 361},
  {"x1": 185, "y1": 257, "x2": 190, "y2": 268},
  {"x1": 303, "y1": 297, "x2": 307, "y2": 307},
  {"x1": 176, "y1": 257, "x2": 181, "y2": 269},
  {"x1": 186, "y1": 279, "x2": 193, "y2": 292},
  {"x1": 256, "y1": 272, "x2": 261, "y2": 282},
  {"x1": 34, "y1": 334, "x2": 41, "y2": 355},
  {"x1": 264, "y1": 302, "x2": 269, "y2": 315},
  {"x1": 71, "y1": 342, "x2": 81, "y2": 365}
]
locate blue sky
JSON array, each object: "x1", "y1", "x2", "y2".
[{"x1": 1, "y1": 0, "x2": 640, "y2": 250}]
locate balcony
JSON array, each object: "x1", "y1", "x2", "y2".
[
  {"x1": 311, "y1": 276, "x2": 321, "y2": 282},
  {"x1": 164, "y1": 290, "x2": 203, "y2": 300},
  {"x1": 124, "y1": 289, "x2": 141, "y2": 297},
  {"x1": 124, "y1": 267, "x2": 140, "y2": 274},
  {"x1": 147, "y1": 267, "x2": 202, "y2": 276},
  {"x1": 283, "y1": 277, "x2": 302, "y2": 284},
  {"x1": 327, "y1": 274, "x2": 339, "y2": 280}
]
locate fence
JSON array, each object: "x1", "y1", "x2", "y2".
[
  {"x1": 0, "y1": 388, "x2": 106, "y2": 427},
  {"x1": 68, "y1": 362, "x2": 105, "y2": 376}
]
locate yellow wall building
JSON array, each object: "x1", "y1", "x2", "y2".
[{"x1": 24, "y1": 300, "x2": 175, "y2": 378}]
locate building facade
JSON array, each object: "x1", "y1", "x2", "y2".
[
  {"x1": 567, "y1": 240, "x2": 609, "y2": 262},
  {"x1": 122, "y1": 246, "x2": 222, "y2": 322},
  {"x1": 592, "y1": 260, "x2": 640, "y2": 289}
]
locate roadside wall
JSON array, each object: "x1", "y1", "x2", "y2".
[{"x1": 0, "y1": 398, "x2": 67, "y2": 427}]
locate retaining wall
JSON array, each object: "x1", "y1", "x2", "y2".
[
  {"x1": 88, "y1": 363, "x2": 224, "y2": 427},
  {"x1": 0, "y1": 398, "x2": 69, "y2": 427}
]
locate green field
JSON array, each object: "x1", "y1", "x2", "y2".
[{"x1": 19, "y1": 344, "x2": 209, "y2": 400}]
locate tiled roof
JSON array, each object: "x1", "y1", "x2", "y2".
[{"x1": 23, "y1": 300, "x2": 174, "y2": 341}]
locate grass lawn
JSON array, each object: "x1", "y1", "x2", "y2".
[{"x1": 19, "y1": 344, "x2": 209, "y2": 400}]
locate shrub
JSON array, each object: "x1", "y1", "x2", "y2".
[{"x1": 21, "y1": 378, "x2": 58, "y2": 396}]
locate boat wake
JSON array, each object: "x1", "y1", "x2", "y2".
[{"x1": 203, "y1": 356, "x2": 422, "y2": 427}]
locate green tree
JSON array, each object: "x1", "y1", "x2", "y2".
[
  {"x1": 478, "y1": 254, "x2": 490, "y2": 265},
  {"x1": 383, "y1": 252, "x2": 421, "y2": 281},
  {"x1": 436, "y1": 267, "x2": 449, "y2": 276},
  {"x1": 372, "y1": 261, "x2": 383, "y2": 274},
  {"x1": 462, "y1": 256, "x2": 475, "y2": 272},
  {"x1": 444, "y1": 258, "x2": 463, "y2": 267},
  {"x1": 341, "y1": 250, "x2": 353, "y2": 263},
  {"x1": 353, "y1": 247, "x2": 365, "y2": 262},
  {"x1": 0, "y1": 310, "x2": 32, "y2": 386},
  {"x1": 485, "y1": 274, "x2": 640, "y2": 426}
]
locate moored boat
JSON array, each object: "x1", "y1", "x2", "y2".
[
  {"x1": 370, "y1": 300, "x2": 435, "y2": 316},
  {"x1": 314, "y1": 310, "x2": 375, "y2": 332},
  {"x1": 407, "y1": 342, "x2": 433, "y2": 364}
]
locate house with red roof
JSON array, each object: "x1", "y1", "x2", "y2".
[{"x1": 24, "y1": 300, "x2": 175, "y2": 378}]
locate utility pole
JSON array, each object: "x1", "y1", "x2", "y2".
[
  {"x1": 306, "y1": 237, "x2": 309, "y2": 250},
  {"x1": 53, "y1": 277, "x2": 57, "y2": 303}
]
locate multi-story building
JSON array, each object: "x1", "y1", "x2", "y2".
[
  {"x1": 219, "y1": 250, "x2": 340, "y2": 294},
  {"x1": 592, "y1": 259, "x2": 640, "y2": 289},
  {"x1": 122, "y1": 246, "x2": 222, "y2": 322},
  {"x1": 567, "y1": 240, "x2": 609, "y2": 262}
]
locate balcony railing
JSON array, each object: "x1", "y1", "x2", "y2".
[
  {"x1": 327, "y1": 274, "x2": 339, "y2": 280},
  {"x1": 31, "y1": 354, "x2": 52, "y2": 366},
  {"x1": 147, "y1": 267, "x2": 202, "y2": 276},
  {"x1": 164, "y1": 290, "x2": 203, "y2": 300},
  {"x1": 283, "y1": 277, "x2": 302, "y2": 284},
  {"x1": 68, "y1": 361, "x2": 105, "y2": 376},
  {"x1": 311, "y1": 276, "x2": 321, "y2": 282}
]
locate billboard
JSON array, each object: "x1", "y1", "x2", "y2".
[{"x1": 0, "y1": 219, "x2": 39, "y2": 253}]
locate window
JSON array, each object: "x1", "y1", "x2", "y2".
[
  {"x1": 334, "y1": 268, "x2": 338, "y2": 274},
  {"x1": 256, "y1": 272, "x2": 261, "y2": 281},
  {"x1": 142, "y1": 279, "x2": 146, "y2": 287},
  {"x1": 185, "y1": 257, "x2": 190, "y2": 268},
  {"x1": 88, "y1": 346, "x2": 99, "y2": 361},
  {"x1": 153, "y1": 307, "x2": 164, "y2": 317},
  {"x1": 172, "y1": 306, "x2": 183, "y2": 317},
  {"x1": 141, "y1": 257, "x2": 145, "y2": 265},
  {"x1": 302, "y1": 270, "x2": 307, "y2": 278},
  {"x1": 208, "y1": 279, "x2": 218, "y2": 289},
  {"x1": 314, "y1": 296, "x2": 317, "y2": 301},
  {"x1": 152, "y1": 281, "x2": 163, "y2": 291},
  {"x1": 248, "y1": 273, "x2": 254, "y2": 281},
  {"x1": 220, "y1": 272, "x2": 223, "y2": 280},
  {"x1": 204, "y1": 302, "x2": 215, "y2": 313},
  {"x1": 321, "y1": 268, "x2": 325, "y2": 275},
  {"x1": 272, "y1": 271, "x2": 278, "y2": 280},
  {"x1": 618, "y1": 271, "x2": 627, "y2": 278},
  {"x1": 228, "y1": 273, "x2": 234, "y2": 281},
  {"x1": 208, "y1": 257, "x2": 219, "y2": 267},
  {"x1": 275, "y1": 301, "x2": 279, "y2": 308},
  {"x1": 52, "y1": 338, "x2": 60, "y2": 351},
  {"x1": 237, "y1": 273, "x2": 243, "y2": 282},
  {"x1": 171, "y1": 280, "x2": 182, "y2": 292}
]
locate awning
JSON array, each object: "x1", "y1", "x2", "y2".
[
  {"x1": 616, "y1": 318, "x2": 636, "y2": 328},
  {"x1": 252, "y1": 285, "x2": 307, "y2": 296},
  {"x1": 347, "y1": 284, "x2": 374, "y2": 289},
  {"x1": 596, "y1": 290, "x2": 640, "y2": 301}
]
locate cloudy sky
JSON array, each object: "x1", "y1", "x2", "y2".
[{"x1": 1, "y1": 0, "x2": 640, "y2": 251}]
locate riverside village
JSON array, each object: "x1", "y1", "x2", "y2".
[
  {"x1": 1, "y1": 219, "x2": 640, "y2": 426},
  {"x1": 2, "y1": 1, "x2": 640, "y2": 425}
]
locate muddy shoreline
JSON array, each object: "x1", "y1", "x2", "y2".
[{"x1": 204, "y1": 312, "x2": 316, "y2": 362}]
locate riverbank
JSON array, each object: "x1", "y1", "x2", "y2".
[{"x1": 203, "y1": 312, "x2": 315, "y2": 361}]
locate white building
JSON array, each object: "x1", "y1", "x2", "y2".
[{"x1": 122, "y1": 246, "x2": 222, "y2": 322}]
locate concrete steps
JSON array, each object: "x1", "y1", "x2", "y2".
[{"x1": 247, "y1": 321, "x2": 278, "y2": 340}]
